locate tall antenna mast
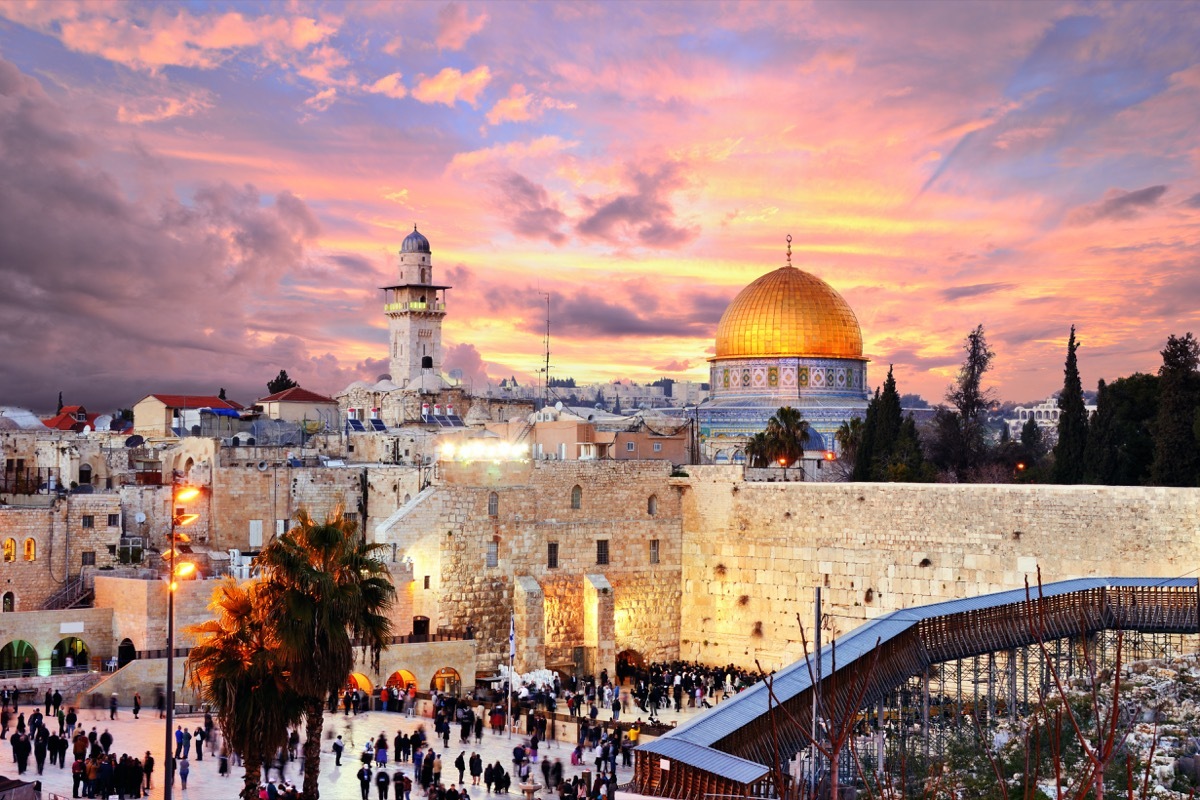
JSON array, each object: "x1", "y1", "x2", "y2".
[{"x1": 542, "y1": 292, "x2": 551, "y2": 409}]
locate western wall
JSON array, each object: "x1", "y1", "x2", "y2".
[{"x1": 677, "y1": 466, "x2": 1200, "y2": 671}]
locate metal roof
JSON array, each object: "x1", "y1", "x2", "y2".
[
  {"x1": 641, "y1": 576, "x2": 1199, "y2": 775},
  {"x1": 637, "y1": 738, "x2": 770, "y2": 785}
]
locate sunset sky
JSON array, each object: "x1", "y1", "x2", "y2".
[{"x1": 2, "y1": 1, "x2": 1198, "y2": 413}]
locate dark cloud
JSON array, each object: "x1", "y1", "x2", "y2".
[
  {"x1": 1184, "y1": 192, "x2": 1200, "y2": 209},
  {"x1": 0, "y1": 58, "x2": 357, "y2": 412},
  {"x1": 492, "y1": 172, "x2": 567, "y2": 244},
  {"x1": 576, "y1": 161, "x2": 699, "y2": 249},
  {"x1": 1068, "y1": 185, "x2": 1168, "y2": 225},
  {"x1": 442, "y1": 343, "x2": 494, "y2": 388},
  {"x1": 939, "y1": 282, "x2": 1016, "y2": 301}
]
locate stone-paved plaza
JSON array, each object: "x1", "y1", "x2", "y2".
[{"x1": 2, "y1": 699, "x2": 705, "y2": 799}]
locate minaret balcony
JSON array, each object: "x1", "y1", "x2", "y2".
[{"x1": 385, "y1": 300, "x2": 446, "y2": 314}]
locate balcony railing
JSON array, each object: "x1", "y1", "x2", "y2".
[{"x1": 385, "y1": 301, "x2": 446, "y2": 313}]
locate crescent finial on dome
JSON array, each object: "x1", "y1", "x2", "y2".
[{"x1": 786, "y1": 234, "x2": 792, "y2": 268}]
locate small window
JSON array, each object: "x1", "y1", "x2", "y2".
[
  {"x1": 547, "y1": 542, "x2": 559, "y2": 569},
  {"x1": 276, "y1": 519, "x2": 287, "y2": 536},
  {"x1": 1, "y1": 592, "x2": 12, "y2": 612},
  {"x1": 82, "y1": 515, "x2": 95, "y2": 529},
  {"x1": 2, "y1": 539, "x2": 14, "y2": 562},
  {"x1": 625, "y1": 441, "x2": 635, "y2": 452},
  {"x1": 81, "y1": 551, "x2": 96, "y2": 566},
  {"x1": 653, "y1": 442, "x2": 662, "y2": 452},
  {"x1": 487, "y1": 492, "x2": 499, "y2": 517},
  {"x1": 650, "y1": 539, "x2": 660, "y2": 565},
  {"x1": 486, "y1": 541, "x2": 498, "y2": 568},
  {"x1": 596, "y1": 539, "x2": 609, "y2": 566},
  {"x1": 107, "y1": 514, "x2": 120, "y2": 527},
  {"x1": 423, "y1": 575, "x2": 431, "y2": 590},
  {"x1": 343, "y1": 512, "x2": 358, "y2": 527},
  {"x1": 647, "y1": 495, "x2": 658, "y2": 516},
  {"x1": 23, "y1": 539, "x2": 35, "y2": 561},
  {"x1": 248, "y1": 519, "x2": 264, "y2": 548},
  {"x1": 570, "y1": 485, "x2": 582, "y2": 510}
]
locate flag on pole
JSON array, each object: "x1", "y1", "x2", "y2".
[{"x1": 509, "y1": 613, "x2": 516, "y2": 661}]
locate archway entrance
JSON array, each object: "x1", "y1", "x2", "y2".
[
  {"x1": 346, "y1": 672, "x2": 372, "y2": 692},
  {"x1": 386, "y1": 669, "x2": 418, "y2": 693},
  {"x1": 52, "y1": 637, "x2": 89, "y2": 672},
  {"x1": 117, "y1": 638, "x2": 137, "y2": 668},
  {"x1": 0, "y1": 641, "x2": 38, "y2": 676},
  {"x1": 616, "y1": 649, "x2": 645, "y2": 684},
  {"x1": 430, "y1": 667, "x2": 460, "y2": 695}
]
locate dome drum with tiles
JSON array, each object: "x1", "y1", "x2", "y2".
[{"x1": 698, "y1": 253, "x2": 869, "y2": 464}]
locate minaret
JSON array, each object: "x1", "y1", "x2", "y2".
[{"x1": 382, "y1": 226, "x2": 451, "y2": 387}]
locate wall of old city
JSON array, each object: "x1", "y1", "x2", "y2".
[
  {"x1": 377, "y1": 459, "x2": 683, "y2": 675},
  {"x1": 0, "y1": 606, "x2": 114, "y2": 671},
  {"x1": 677, "y1": 467, "x2": 1200, "y2": 672}
]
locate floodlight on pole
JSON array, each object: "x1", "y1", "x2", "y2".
[{"x1": 164, "y1": 482, "x2": 199, "y2": 800}]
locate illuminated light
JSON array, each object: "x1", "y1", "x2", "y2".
[
  {"x1": 173, "y1": 513, "x2": 200, "y2": 527},
  {"x1": 778, "y1": 458, "x2": 788, "y2": 467},
  {"x1": 1016, "y1": 462, "x2": 1027, "y2": 471},
  {"x1": 824, "y1": 451, "x2": 837, "y2": 461},
  {"x1": 175, "y1": 562, "x2": 197, "y2": 578},
  {"x1": 169, "y1": 580, "x2": 178, "y2": 592},
  {"x1": 441, "y1": 443, "x2": 456, "y2": 460},
  {"x1": 175, "y1": 487, "x2": 201, "y2": 503}
]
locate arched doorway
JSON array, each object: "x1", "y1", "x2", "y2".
[
  {"x1": 617, "y1": 649, "x2": 645, "y2": 684},
  {"x1": 386, "y1": 670, "x2": 418, "y2": 693},
  {"x1": 117, "y1": 638, "x2": 137, "y2": 668},
  {"x1": 346, "y1": 672, "x2": 372, "y2": 693},
  {"x1": 430, "y1": 667, "x2": 460, "y2": 695},
  {"x1": 52, "y1": 637, "x2": 89, "y2": 673},
  {"x1": 1, "y1": 592, "x2": 13, "y2": 613},
  {"x1": 0, "y1": 641, "x2": 38, "y2": 676},
  {"x1": 78, "y1": 464, "x2": 93, "y2": 485}
]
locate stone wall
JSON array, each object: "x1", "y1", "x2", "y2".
[
  {"x1": 678, "y1": 467, "x2": 1200, "y2": 671},
  {"x1": 377, "y1": 459, "x2": 683, "y2": 675},
  {"x1": 0, "y1": 606, "x2": 114, "y2": 673}
]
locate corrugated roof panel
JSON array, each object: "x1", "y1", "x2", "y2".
[{"x1": 638, "y1": 738, "x2": 770, "y2": 784}]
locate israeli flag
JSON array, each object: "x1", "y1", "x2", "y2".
[{"x1": 509, "y1": 614, "x2": 516, "y2": 661}]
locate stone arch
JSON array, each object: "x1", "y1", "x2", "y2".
[
  {"x1": 346, "y1": 672, "x2": 372, "y2": 692},
  {"x1": 1, "y1": 592, "x2": 12, "y2": 613},
  {"x1": 570, "y1": 484, "x2": 582, "y2": 510},
  {"x1": 52, "y1": 636, "x2": 89, "y2": 672},
  {"x1": 117, "y1": 638, "x2": 138, "y2": 668},
  {"x1": 714, "y1": 451, "x2": 730, "y2": 464},
  {"x1": 403, "y1": 493, "x2": 411, "y2": 504},
  {"x1": 23, "y1": 538, "x2": 35, "y2": 561},
  {"x1": 0, "y1": 640, "x2": 38, "y2": 675},
  {"x1": 617, "y1": 649, "x2": 645, "y2": 683},
  {"x1": 430, "y1": 666, "x2": 460, "y2": 694},
  {"x1": 647, "y1": 494, "x2": 658, "y2": 516},
  {"x1": 386, "y1": 669, "x2": 418, "y2": 692},
  {"x1": 184, "y1": 457, "x2": 195, "y2": 477},
  {"x1": 78, "y1": 463, "x2": 93, "y2": 485},
  {"x1": 732, "y1": 450, "x2": 746, "y2": 464}
]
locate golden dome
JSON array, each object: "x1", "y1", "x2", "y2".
[{"x1": 713, "y1": 266, "x2": 864, "y2": 360}]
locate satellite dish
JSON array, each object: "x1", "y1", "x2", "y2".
[
  {"x1": 135, "y1": 512, "x2": 146, "y2": 524},
  {"x1": 81, "y1": 425, "x2": 91, "y2": 433},
  {"x1": 555, "y1": 401, "x2": 563, "y2": 411},
  {"x1": 94, "y1": 415, "x2": 113, "y2": 430},
  {"x1": 125, "y1": 435, "x2": 145, "y2": 448}
]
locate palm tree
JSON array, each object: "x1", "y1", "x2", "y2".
[
  {"x1": 765, "y1": 406, "x2": 811, "y2": 466},
  {"x1": 186, "y1": 578, "x2": 301, "y2": 800},
  {"x1": 744, "y1": 431, "x2": 773, "y2": 468},
  {"x1": 256, "y1": 508, "x2": 396, "y2": 800}
]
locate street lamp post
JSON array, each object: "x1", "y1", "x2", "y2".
[{"x1": 164, "y1": 484, "x2": 199, "y2": 800}]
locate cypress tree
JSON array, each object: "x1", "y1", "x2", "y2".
[
  {"x1": 1051, "y1": 326, "x2": 1089, "y2": 483},
  {"x1": 1150, "y1": 333, "x2": 1200, "y2": 486},
  {"x1": 852, "y1": 389, "x2": 880, "y2": 482},
  {"x1": 1082, "y1": 379, "x2": 1117, "y2": 484}
]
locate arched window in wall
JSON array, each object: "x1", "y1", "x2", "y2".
[
  {"x1": 78, "y1": 464, "x2": 93, "y2": 485},
  {"x1": 2, "y1": 540, "x2": 14, "y2": 562},
  {"x1": 647, "y1": 495, "x2": 658, "y2": 516},
  {"x1": 570, "y1": 485, "x2": 582, "y2": 510},
  {"x1": 2, "y1": 593, "x2": 12, "y2": 613},
  {"x1": 23, "y1": 539, "x2": 35, "y2": 561},
  {"x1": 487, "y1": 492, "x2": 499, "y2": 517}
]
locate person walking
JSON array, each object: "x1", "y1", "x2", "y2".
[
  {"x1": 143, "y1": 751, "x2": 154, "y2": 792},
  {"x1": 376, "y1": 768, "x2": 391, "y2": 799},
  {"x1": 455, "y1": 751, "x2": 466, "y2": 784},
  {"x1": 132, "y1": 693, "x2": 141, "y2": 719},
  {"x1": 178, "y1": 756, "x2": 190, "y2": 790},
  {"x1": 357, "y1": 764, "x2": 372, "y2": 800},
  {"x1": 332, "y1": 735, "x2": 344, "y2": 766}
]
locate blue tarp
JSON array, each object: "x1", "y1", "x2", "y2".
[{"x1": 201, "y1": 407, "x2": 240, "y2": 417}]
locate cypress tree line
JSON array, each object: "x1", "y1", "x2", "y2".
[
  {"x1": 1150, "y1": 333, "x2": 1200, "y2": 486},
  {"x1": 1082, "y1": 373, "x2": 1158, "y2": 485},
  {"x1": 1051, "y1": 326, "x2": 1088, "y2": 483},
  {"x1": 850, "y1": 365, "x2": 930, "y2": 481}
]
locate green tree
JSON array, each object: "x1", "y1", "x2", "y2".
[
  {"x1": 854, "y1": 366, "x2": 911, "y2": 481},
  {"x1": 218, "y1": 387, "x2": 227, "y2": 400},
  {"x1": 744, "y1": 431, "x2": 773, "y2": 468},
  {"x1": 1150, "y1": 332, "x2": 1200, "y2": 486},
  {"x1": 1051, "y1": 326, "x2": 1089, "y2": 483},
  {"x1": 927, "y1": 325, "x2": 995, "y2": 480},
  {"x1": 256, "y1": 509, "x2": 396, "y2": 800},
  {"x1": 56, "y1": 391, "x2": 63, "y2": 414},
  {"x1": 745, "y1": 407, "x2": 812, "y2": 468},
  {"x1": 187, "y1": 579, "x2": 301, "y2": 800},
  {"x1": 268, "y1": 369, "x2": 299, "y2": 394},
  {"x1": 1021, "y1": 418, "x2": 1046, "y2": 464},
  {"x1": 1082, "y1": 374, "x2": 1159, "y2": 485}
]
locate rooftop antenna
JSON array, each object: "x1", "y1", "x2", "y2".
[
  {"x1": 786, "y1": 234, "x2": 793, "y2": 267},
  {"x1": 542, "y1": 292, "x2": 551, "y2": 409}
]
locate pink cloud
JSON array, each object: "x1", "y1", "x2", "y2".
[
  {"x1": 436, "y1": 3, "x2": 489, "y2": 51},
  {"x1": 366, "y1": 73, "x2": 408, "y2": 99},
  {"x1": 486, "y1": 84, "x2": 534, "y2": 125},
  {"x1": 412, "y1": 65, "x2": 492, "y2": 107}
]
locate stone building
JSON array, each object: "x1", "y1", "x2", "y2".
[{"x1": 373, "y1": 458, "x2": 683, "y2": 679}]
